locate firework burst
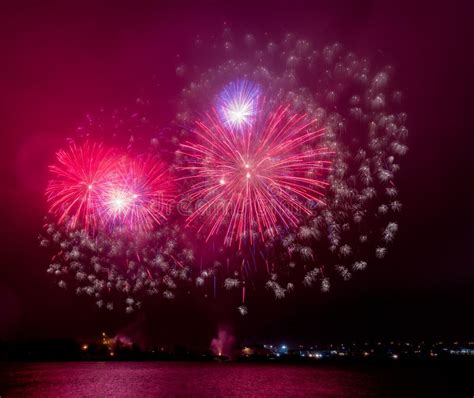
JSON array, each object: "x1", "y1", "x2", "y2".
[
  {"x1": 174, "y1": 32, "x2": 409, "y2": 305},
  {"x1": 217, "y1": 79, "x2": 261, "y2": 129},
  {"x1": 46, "y1": 142, "x2": 118, "y2": 231},
  {"x1": 179, "y1": 102, "x2": 331, "y2": 247},
  {"x1": 47, "y1": 142, "x2": 173, "y2": 233},
  {"x1": 102, "y1": 155, "x2": 174, "y2": 232}
]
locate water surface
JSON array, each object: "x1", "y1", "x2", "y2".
[{"x1": 0, "y1": 361, "x2": 470, "y2": 397}]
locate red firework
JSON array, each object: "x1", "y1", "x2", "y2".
[
  {"x1": 178, "y1": 104, "x2": 331, "y2": 247},
  {"x1": 102, "y1": 155, "x2": 173, "y2": 231},
  {"x1": 46, "y1": 142, "x2": 118, "y2": 231},
  {"x1": 47, "y1": 142, "x2": 173, "y2": 232}
]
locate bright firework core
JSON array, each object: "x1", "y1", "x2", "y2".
[
  {"x1": 217, "y1": 80, "x2": 261, "y2": 129},
  {"x1": 106, "y1": 190, "x2": 136, "y2": 214}
]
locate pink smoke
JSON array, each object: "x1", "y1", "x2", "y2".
[{"x1": 210, "y1": 325, "x2": 235, "y2": 358}]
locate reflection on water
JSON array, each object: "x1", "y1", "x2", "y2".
[{"x1": 0, "y1": 362, "x2": 469, "y2": 397}]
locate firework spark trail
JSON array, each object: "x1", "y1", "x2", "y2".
[
  {"x1": 179, "y1": 103, "x2": 331, "y2": 247},
  {"x1": 46, "y1": 142, "x2": 118, "y2": 231},
  {"x1": 41, "y1": 223, "x2": 194, "y2": 312},
  {"x1": 102, "y1": 155, "x2": 173, "y2": 232},
  {"x1": 47, "y1": 142, "x2": 173, "y2": 233}
]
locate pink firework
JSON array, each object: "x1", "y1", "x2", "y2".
[
  {"x1": 47, "y1": 142, "x2": 173, "y2": 232},
  {"x1": 179, "y1": 104, "x2": 331, "y2": 247},
  {"x1": 101, "y1": 154, "x2": 174, "y2": 231},
  {"x1": 46, "y1": 142, "x2": 118, "y2": 231}
]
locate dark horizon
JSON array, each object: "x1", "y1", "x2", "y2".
[{"x1": 1, "y1": 0, "x2": 472, "y2": 349}]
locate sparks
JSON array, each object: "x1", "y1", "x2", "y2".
[
  {"x1": 179, "y1": 103, "x2": 331, "y2": 247},
  {"x1": 47, "y1": 142, "x2": 173, "y2": 232},
  {"x1": 46, "y1": 142, "x2": 118, "y2": 231},
  {"x1": 102, "y1": 155, "x2": 173, "y2": 231},
  {"x1": 217, "y1": 79, "x2": 261, "y2": 129}
]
